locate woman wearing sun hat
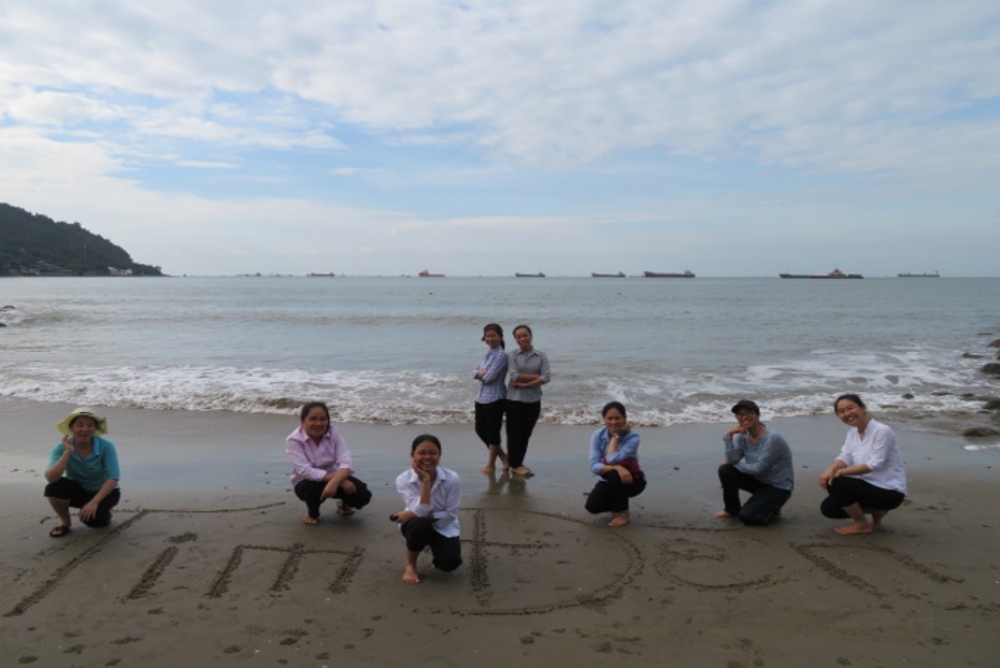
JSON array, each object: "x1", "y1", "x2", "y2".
[{"x1": 44, "y1": 407, "x2": 121, "y2": 537}]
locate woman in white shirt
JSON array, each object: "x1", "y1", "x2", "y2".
[
  {"x1": 391, "y1": 434, "x2": 462, "y2": 583},
  {"x1": 819, "y1": 394, "x2": 907, "y2": 535}
]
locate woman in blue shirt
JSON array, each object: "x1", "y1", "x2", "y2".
[
  {"x1": 473, "y1": 323, "x2": 509, "y2": 473},
  {"x1": 44, "y1": 407, "x2": 121, "y2": 537},
  {"x1": 585, "y1": 401, "x2": 645, "y2": 527}
]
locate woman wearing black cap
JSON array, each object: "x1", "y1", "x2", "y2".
[{"x1": 714, "y1": 399, "x2": 794, "y2": 526}]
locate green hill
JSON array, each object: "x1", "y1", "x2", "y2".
[{"x1": 0, "y1": 203, "x2": 162, "y2": 276}]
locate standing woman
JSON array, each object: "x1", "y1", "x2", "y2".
[
  {"x1": 286, "y1": 401, "x2": 373, "y2": 525},
  {"x1": 819, "y1": 394, "x2": 907, "y2": 535},
  {"x1": 44, "y1": 407, "x2": 121, "y2": 537},
  {"x1": 391, "y1": 434, "x2": 462, "y2": 584},
  {"x1": 505, "y1": 324, "x2": 550, "y2": 476},
  {"x1": 473, "y1": 323, "x2": 509, "y2": 473},
  {"x1": 585, "y1": 401, "x2": 646, "y2": 527}
]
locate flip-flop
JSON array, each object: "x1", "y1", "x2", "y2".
[{"x1": 49, "y1": 524, "x2": 72, "y2": 538}]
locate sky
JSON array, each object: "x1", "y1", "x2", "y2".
[{"x1": 1, "y1": 1, "x2": 999, "y2": 277}]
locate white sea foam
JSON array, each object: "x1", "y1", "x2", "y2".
[
  {"x1": 1, "y1": 276, "x2": 996, "y2": 426},
  {"x1": 0, "y1": 359, "x2": 989, "y2": 426}
]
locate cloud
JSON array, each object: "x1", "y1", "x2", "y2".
[
  {"x1": 2, "y1": 1, "x2": 997, "y2": 171},
  {"x1": 0, "y1": 1, "x2": 998, "y2": 276}
]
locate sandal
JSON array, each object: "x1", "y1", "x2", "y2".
[{"x1": 49, "y1": 524, "x2": 72, "y2": 538}]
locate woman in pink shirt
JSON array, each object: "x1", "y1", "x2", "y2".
[{"x1": 285, "y1": 401, "x2": 373, "y2": 525}]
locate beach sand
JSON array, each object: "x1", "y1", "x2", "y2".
[{"x1": 1, "y1": 398, "x2": 998, "y2": 667}]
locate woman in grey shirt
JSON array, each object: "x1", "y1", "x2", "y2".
[{"x1": 505, "y1": 325, "x2": 550, "y2": 476}]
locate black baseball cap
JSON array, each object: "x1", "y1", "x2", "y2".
[{"x1": 731, "y1": 399, "x2": 760, "y2": 415}]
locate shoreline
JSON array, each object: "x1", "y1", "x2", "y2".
[{"x1": 2, "y1": 397, "x2": 998, "y2": 666}]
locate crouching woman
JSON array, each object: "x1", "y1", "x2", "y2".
[
  {"x1": 391, "y1": 434, "x2": 462, "y2": 583},
  {"x1": 45, "y1": 407, "x2": 121, "y2": 537}
]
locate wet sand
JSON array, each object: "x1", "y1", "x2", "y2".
[{"x1": 1, "y1": 398, "x2": 998, "y2": 667}]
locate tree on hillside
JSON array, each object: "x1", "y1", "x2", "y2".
[{"x1": 0, "y1": 203, "x2": 162, "y2": 276}]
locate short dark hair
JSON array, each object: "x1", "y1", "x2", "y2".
[
  {"x1": 411, "y1": 433, "x2": 442, "y2": 454},
  {"x1": 512, "y1": 324, "x2": 533, "y2": 337}
]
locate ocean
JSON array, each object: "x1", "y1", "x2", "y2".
[{"x1": 1, "y1": 276, "x2": 996, "y2": 426}]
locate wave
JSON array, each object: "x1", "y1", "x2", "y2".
[{"x1": 1, "y1": 353, "x2": 991, "y2": 426}]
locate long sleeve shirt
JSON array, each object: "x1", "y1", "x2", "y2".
[
  {"x1": 395, "y1": 467, "x2": 461, "y2": 538},
  {"x1": 473, "y1": 346, "x2": 508, "y2": 404},
  {"x1": 589, "y1": 427, "x2": 641, "y2": 476},
  {"x1": 836, "y1": 419, "x2": 907, "y2": 494},
  {"x1": 723, "y1": 428, "x2": 794, "y2": 491},
  {"x1": 285, "y1": 425, "x2": 353, "y2": 485},
  {"x1": 507, "y1": 348, "x2": 550, "y2": 403}
]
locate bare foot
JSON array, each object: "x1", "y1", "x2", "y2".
[
  {"x1": 337, "y1": 500, "x2": 356, "y2": 516},
  {"x1": 402, "y1": 564, "x2": 421, "y2": 584},
  {"x1": 713, "y1": 510, "x2": 734, "y2": 519},
  {"x1": 608, "y1": 511, "x2": 630, "y2": 527},
  {"x1": 834, "y1": 521, "x2": 874, "y2": 535},
  {"x1": 480, "y1": 464, "x2": 494, "y2": 473},
  {"x1": 512, "y1": 466, "x2": 534, "y2": 477},
  {"x1": 301, "y1": 516, "x2": 320, "y2": 525}
]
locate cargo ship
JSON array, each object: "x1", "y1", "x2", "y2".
[
  {"x1": 779, "y1": 269, "x2": 863, "y2": 279},
  {"x1": 643, "y1": 270, "x2": 695, "y2": 278}
]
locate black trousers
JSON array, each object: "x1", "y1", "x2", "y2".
[
  {"x1": 400, "y1": 516, "x2": 462, "y2": 572},
  {"x1": 474, "y1": 400, "x2": 505, "y2": 447},
  {"x1": 820, "y1": 476, "x2": 904, "y2": 518},
  {"x1": 44, "y1": 478, "x2": 121, "y2": 527},
  {"x1": 294, "y1": 476, "x2": 372, "y2": 519},
  {"x1": 717, "y1": 464, "x2": 791, "y2": 526},
  {"x1": 585, "y1": 469, "x2": 647, "y2": 514},
  {"x1": 504, "y1": 400, "x2": 540, "y2": 468}
]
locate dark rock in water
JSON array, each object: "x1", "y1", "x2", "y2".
[
  {"x1": 963, "y1": 352, "x2": 984, "y2": 359},
  {"x1": 0, "y1": 322, "x2": 5, "y2": 327},
  {"x1": 983, "y1": 398, "x2": 1000, "y2": 411},
  {"x1": 982, "y1": 363, "x2": 1000, "y2": 376},
  {"x1": 988, "y1": 338, "x2": 1000, "y2": 348},
  {"x1": 901, "y1": 393, "x2": 914, "y2": 399},
  {"x1": 963, "y1": 427, "x2": 1000, "y2": 438}
]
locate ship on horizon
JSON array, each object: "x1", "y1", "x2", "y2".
[
  {"x1": 643, "y1": 270, "x2": 695, "y2": 278},
  {"x1": 779, "y1": 268, "x2": 863, "y2": 279},
  {"x1": 418, "y1": 269, "x2": 445, "y2": 277},
  {"x1": 515, "y1": 272, "x2": 546, "y2": 278},
  {"x1": 897, "y1": 271, "x2": 940, "y2": 278},
  {"x1": 592, "y1": 271, "x2": 626, "y2": 278}
]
